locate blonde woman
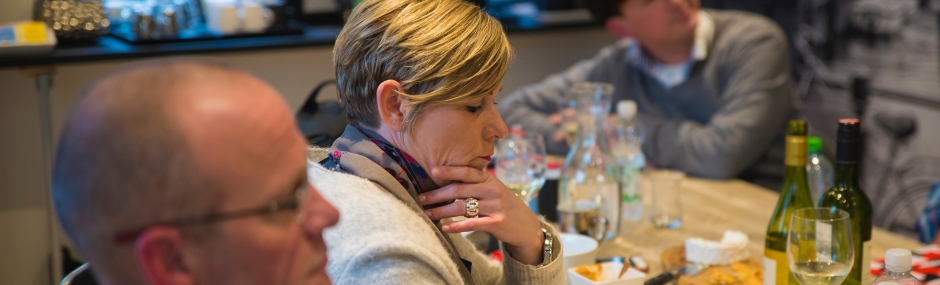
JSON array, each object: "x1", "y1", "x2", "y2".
[{"x1": 306, "y1": 0, "x2": 565, "y2": 284}]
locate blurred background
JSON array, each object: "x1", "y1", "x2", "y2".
[{"x1": 2, "y1": 0, "x2": 940, "y2": 284}]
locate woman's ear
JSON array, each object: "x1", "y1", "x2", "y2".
[
  {"x1": 376, "y1": 80, "x2": 407, "y2": 132},
  {"x1": 605, "y1": 17, "x2": 634, "y2": 38},
  {"x1": 134, "y1": 227, "x2": 193, "y2": 285}
]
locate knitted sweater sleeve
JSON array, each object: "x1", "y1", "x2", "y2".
[
  {"x1": 309, "y1": 163, "x2": 466, "y2": 285},
  {"x1": 329, "y1": 242, "x2": 457, "y2": 285},
  {"x1": 448, "y1": 218, "x2": 567, "y2": 285}
]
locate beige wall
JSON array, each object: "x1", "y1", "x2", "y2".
[{"x1": 0, "y1": 2, "x2": 617, "y2": 282}]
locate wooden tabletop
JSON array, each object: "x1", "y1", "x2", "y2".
[{"x1": 593, "y1": 176, "x2": 925, "y2": 275}]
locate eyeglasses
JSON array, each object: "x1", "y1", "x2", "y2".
[{"x1": 112, "y1": 183, "x2": 310, "y2": 244}]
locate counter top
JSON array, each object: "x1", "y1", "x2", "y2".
[{"x1": 0, "y1": 10, "x2": 598, "y2": 69}]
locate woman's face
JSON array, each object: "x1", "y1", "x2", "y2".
[{"x1": 399, "y1": 87, "x2": 508, "y2": 186}]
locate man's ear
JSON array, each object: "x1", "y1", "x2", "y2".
[
  {"x1": 135, "y1": 227, "x2": 193, "y2": 285},
  {"x1": 375, "y1": 80, "x2": 407, "y2": 132},
  {"x1": 605, "y1": 17, "x2": 634, "y2": 38}
]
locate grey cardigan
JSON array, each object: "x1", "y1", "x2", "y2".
[
  {"x1": 307, "y1": 125, "x2": 566, "y2": 284},
  {"x1": 499, "y1": 10, "x2": 800, "y2": 189}
]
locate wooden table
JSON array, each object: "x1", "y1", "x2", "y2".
[{"x1": 591, "y1": 176, "x2": 925, "y2": 276}]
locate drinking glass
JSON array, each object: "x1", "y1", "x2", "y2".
[
  {"x1": 496, "y1": 133, "x2": 547, "y2": 204},
  {"x1": 647, "y1": 169, "x2": 684, "y2": 229},
  {"x1": 787, "y1": 208, "x2": 855, "y2": 285}
]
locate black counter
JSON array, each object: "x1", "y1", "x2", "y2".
[
  {"x1": 0, "y1": 26, "x2": 342, "y2": 69},
  {"x1": 0, "y1": 15, "x2": 598, "y2": 69}
]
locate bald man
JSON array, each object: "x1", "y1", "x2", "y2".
[{"x1": 53, "y1": 58, "x2": 340, "y2": 285}]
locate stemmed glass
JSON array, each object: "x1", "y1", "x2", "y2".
[
  {"x1": 496, "y1": 132, "x2": 547, "y2": 204},
  {"x1": 788, "y1": 208, "x2": 855, "y2": 285}
]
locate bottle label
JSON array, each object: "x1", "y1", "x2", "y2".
[
  {"x1": 621, "y1": 167, "x2": 640, "y2": 202},
  {"x1": 786, "y1": 135, "x2": 808, "y2": 166},
  {"x1": 862, "y1": 240, "x2": 873, "y2": 285},
  {"x1": 764, "y1": 248, "x2": 788, "y2": 285}
]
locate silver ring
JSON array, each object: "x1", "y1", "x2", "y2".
[{"x1": 464, "y1": 197, "x2": 479, "y2": 218}]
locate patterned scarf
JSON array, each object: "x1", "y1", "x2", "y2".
[{"x1": 356, "y1": 127, "x2": 451, "y2": 209}]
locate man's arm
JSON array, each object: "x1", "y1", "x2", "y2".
[
  {"x1": 641, "y1": 25, "x2": 796, "y2": 179},
  {"x1": 499, "y1": 43, "x2": 624, "y2": 155}
]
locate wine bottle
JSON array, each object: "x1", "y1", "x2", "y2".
[
  {"x1": 764, "y1": 120, "x2": 814, "y2": 285},
  {"x1": 819, "y1": 119, "x2": 874, "y2": 285}
]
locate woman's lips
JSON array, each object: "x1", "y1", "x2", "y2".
[{"x1": 481, "y1": 156, "x2": 492, "y2": 161}]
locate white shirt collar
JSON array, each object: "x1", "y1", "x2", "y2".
[
  {"x1": 692, "y1": 10, "x2": 714, "y2": 62},
  {"x1": 622, "y1": 10, "x2": 714, "y2": 89}
]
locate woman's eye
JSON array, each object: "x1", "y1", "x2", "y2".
[{"x1": 465, "y1": 105, "x2": 482, "y2": 113}]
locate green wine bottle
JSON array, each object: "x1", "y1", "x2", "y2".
[
  {"x1": 819, "y1": 119, "x2": 874, "y2": 285},
  {"x1": 764, "y1": 120, "x2": 814, "y2": 285}
]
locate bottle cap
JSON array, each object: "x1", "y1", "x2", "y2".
[
  {"x1": 837, "y1": 118, "x2": 861, "y2": 141},
  {"x1": 884, "y1": 248, "x2": 913, "y2": 272},
  {"x1": 788, "y1": 120, "x2": 807, "y2": 136},
  {"x1": 836, "y1": 118, "x2": 861, "y2": 164},
  {"x1": 617, "y1": 100, "x2": 637, "y2": 119},
  {"x1": 509, "y1": 124, "x2": 525, "y2": 136},
  {"x1": 808, "y1": 136, "x2": 823, "y2": 153}
]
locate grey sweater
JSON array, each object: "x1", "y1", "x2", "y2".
[
  {"x1": 499, "y1": 10, "x2": 800, "y2": 189},
  {"x1": 306, "y1": 125, "x2": 566, "y2": 284}
]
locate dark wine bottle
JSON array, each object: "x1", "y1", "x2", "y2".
[
  {"x1": 764, "y1": 120, "x2": 815, "y2": 285},
  {"x1": 819, "y1": 118, "x2": 874, "y2": 285}
]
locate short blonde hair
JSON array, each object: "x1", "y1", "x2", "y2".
[{"x1": 333, "y1": 0, "x2": 513, "y2": 130}]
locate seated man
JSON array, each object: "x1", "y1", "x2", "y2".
[
  {"x1": 499, "y1": 0, "x2": 800, "y2": 189},
  {"x1": 52, "y1": 59, "x2": 340, "y2": 285}
]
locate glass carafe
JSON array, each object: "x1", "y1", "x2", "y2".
[{"x1": 557, "y1": 82, "x2": 621, "y2": 243}]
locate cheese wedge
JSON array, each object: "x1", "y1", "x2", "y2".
[{"x1": 684, "y1": 230, "x2": 750, "y2": 266}]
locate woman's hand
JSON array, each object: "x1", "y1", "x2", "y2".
[{"x1": 418, "y1": 165, "x2": 545, "y2": 265}]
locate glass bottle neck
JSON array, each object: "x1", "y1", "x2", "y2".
[
  {"x1": 834, "y1": 163, "x2": 859, "y2": 188},
  {"x1": 784, "y1": 164, "x2": 809, "y2": 189},
  {"x1": 834, "y1": 138, "x2": 860, "y2": 189},
  {"x1": 576, "y1": 112, "x2": 608, "y2": 146},
  {"x1": 782, "y1": 134, "x2": 811, "y2": 197}
]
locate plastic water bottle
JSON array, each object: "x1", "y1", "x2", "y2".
[
  {"x1": 872, "y1": 248, "x2": 923, "y2": 285},
  {"x1": 609, "y1": 100, "x2": 645, "y2": 229},
  {"x1": 806, "y1": 136, "x2": 833, "y2": 205}
]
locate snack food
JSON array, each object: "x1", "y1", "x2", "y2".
[
  {"x1": 662, "y1": 246, "x2": 762, "y2": 285},
  {"x1": 573, "y1": 263, "x2": 604, "y2": 282}
]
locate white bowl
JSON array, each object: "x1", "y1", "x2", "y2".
[{"x1": 559, "y1": 233, "x2": 599, "y2": 269}]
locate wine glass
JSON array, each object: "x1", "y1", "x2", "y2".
[
  {"x1": 496, "y1": 132, "x2": 547, "y2": 204},
  {"x1": 787, "y1": 207, "x2": 855, "y2": 285}
]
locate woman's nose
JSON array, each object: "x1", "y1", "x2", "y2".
[
  {"x1": 486, "y1": 110, "x2": 509, "y2": 141},
  {"x1": 301, "y1": 185, "x2": 340, "y2": 237}
]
